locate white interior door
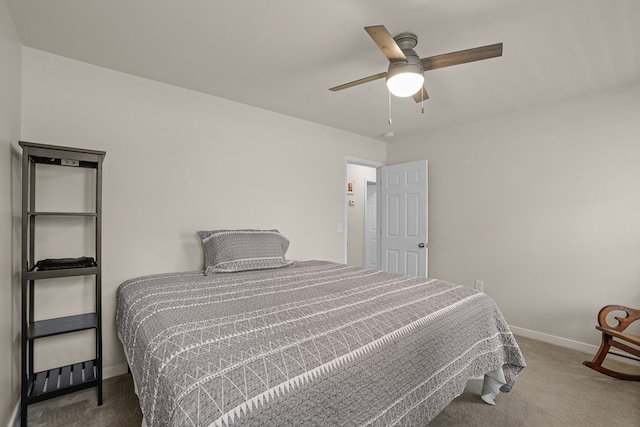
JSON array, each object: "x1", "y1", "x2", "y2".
[
  {"x1": 364, "y1": 180, "x2": 377, "y2": 269},
  {"x1": 380, "y1": 160, "x2": 428, "y2": 278}
]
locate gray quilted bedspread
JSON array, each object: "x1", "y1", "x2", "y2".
[{"x1": 116, "y1": 261, "x2": 525, "y2": 427}]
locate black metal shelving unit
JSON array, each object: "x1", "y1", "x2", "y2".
[{"x1": 20, "y1": 141, "x2": 105, "y2": 426}]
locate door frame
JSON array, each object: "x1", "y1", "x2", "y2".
[
  {"x1": 364, "y1": 178, "x2": 378, "y2": 269},
  {"x1": 343, "y1": 156, "x2": 385, "y2": 264}
]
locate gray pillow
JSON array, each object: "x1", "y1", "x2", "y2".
[{"x1": 197, "y1": 229, "x2": 293, "y2": 274}]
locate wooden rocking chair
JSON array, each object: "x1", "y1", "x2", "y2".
[{"x1": 583, "y1": 305, "x2": 640, "y2": 381}]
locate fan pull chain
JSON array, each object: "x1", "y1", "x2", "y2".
[
  {"x1": 421, "y1": 89, "x2": 424, "y2": 114},
  {"x1": 388, "y1": 91, "x2": 393, "y2": 125}
]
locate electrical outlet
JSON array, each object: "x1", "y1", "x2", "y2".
[{"x1": 475, "y1": 280, "x2": 484, "y2": 292}]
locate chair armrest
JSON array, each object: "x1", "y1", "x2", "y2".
[{"x1": 597, "y1": 305, "x2": 640, "y2": 333}]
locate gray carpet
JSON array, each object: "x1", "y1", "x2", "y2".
[
  {"x1": 429, "y1": 336, "x2": 640, "y2": 426},
  {"x1": 25, "y1": 374, "x2": 142, "y2": 427},
  {"x1": 24, "y1": 336, "x2": 640, "y2": 426}
]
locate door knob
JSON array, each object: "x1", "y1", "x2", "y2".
[{"x1": 418, "y1": 243, "x2": 426, "y2": 248}]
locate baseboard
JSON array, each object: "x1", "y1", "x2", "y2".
[
  {"x1": 509, "y1": 324, "x2": 640, "y2": 367},
  {"x1": 509, "y1": 325, "x2": 598, "y2": 353},
  {"x1": 8, "y1": 400, "x2": 19, "y2": 427}
]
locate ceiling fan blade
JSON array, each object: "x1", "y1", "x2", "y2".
[
  {"x1": 364, "y1": 25, "x2": 407, "y2": 63},
  {"x1": 420, "y1": 43, "x2": 503, "y2": 71},
  {"x1": 329, "y1": 71, "x2": 387, "y2": 92},
  {"x1": 412, "y1": 86, "x2": 429, "y2": 103}
]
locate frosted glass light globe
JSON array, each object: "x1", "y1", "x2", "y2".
[{"x1": 386, "y1": 71, "x2": 424, "y2": 97}]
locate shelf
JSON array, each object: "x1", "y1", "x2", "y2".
[
  {"x1": 20, "y1": 141, "x2": 104, "y2": 423},
  {"x1": 20, "y1": 141, "x2": 106, "y2": 167},
  {"x1": 28, "y1": 313, "x2": 98, "y2": 339},
  {"x1": 28, "y1": 211, "x2": 98, "y2": 217},
  {"x1": 26, "y1": 266, "x2": 98, "y2": 280},
  {"x1": 27, "y1": 360, "x2": 99, "y2": 403}
]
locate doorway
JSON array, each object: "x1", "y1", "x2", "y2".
[
  {"x1": 344, "y1": 157, "x2": 383, "y2": 266},
  {"x1": 344, "y1": 157, "x2": 429, "y2": 277}
]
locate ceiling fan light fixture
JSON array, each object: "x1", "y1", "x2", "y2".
[{"x1": 386, "y1": 60, "x2": 424, "y2": 98}]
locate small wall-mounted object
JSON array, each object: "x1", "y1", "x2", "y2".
[
  {"x1": 347, "y1": 180, "x2": 354, "y2": 195},
  {"x1": 349, "y1": 199, "x2": 355, "y2": 207}
]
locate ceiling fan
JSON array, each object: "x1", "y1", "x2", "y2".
[{"x1": 330, "y1": 25, "x2": 503, "y2": 103}]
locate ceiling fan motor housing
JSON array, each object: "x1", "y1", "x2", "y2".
[
  {"x1": 393, "y1": 32, "x2": 423, "y2": 76},
  {"x1": 387, "y1": 48, "x2": 423, "y2": 74},
  {"x1": 393, "y1": 32, "x2": 419, "y2": 50},
  {"x1": 386, "y1": 32, "x2": 424, "y2": 96}
]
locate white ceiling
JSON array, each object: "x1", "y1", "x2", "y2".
[{"x1": 7, "y1": 0, "x2": 640, "y2": 142}]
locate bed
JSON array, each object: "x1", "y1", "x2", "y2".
[{"x1": 116, "y1": 230, "x2": 525, "y2": 426}]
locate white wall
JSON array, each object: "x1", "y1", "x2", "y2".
[
  {"x1": 346, "y1": 164, "x2": 377, "y2": 267},
  {"x1": 20, "y1": 47, "x2": 386, "y2": 377},
  {"x1": 387, "y1": 83, "x2": 640, "y2": 350},
  {"x1": 0, "y1": 0, "x2": 21, "y2": 424}
]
